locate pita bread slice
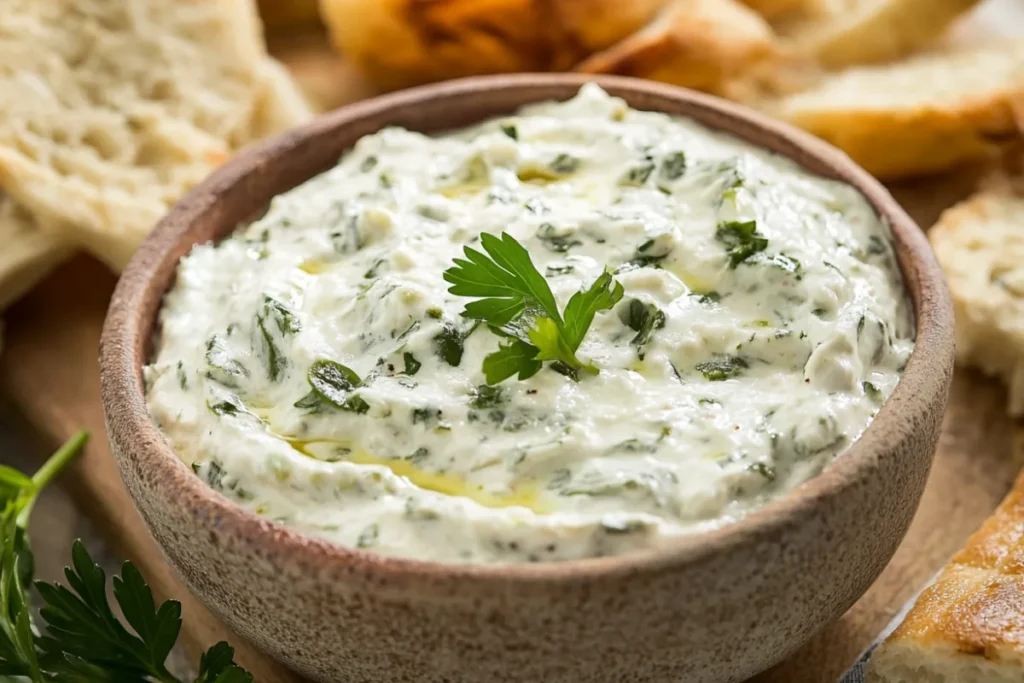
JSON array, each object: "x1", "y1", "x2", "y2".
[
  {"x1": 0, "y1": 0, "x2": 277, "y2": 272},
  {"x1": 776, "y1": 0, "x2": 984, "y2": 69},
  {"x1": 764, "y1": 41, "x2": 1024, "y2": 179},
  {"x1": 0, "y1": 198, "x2": 71, "y2": 311},
  {"x1": 576, "y1": 0, "x2": 781, "y2": 96}
]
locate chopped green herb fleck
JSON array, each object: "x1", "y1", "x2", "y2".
[
  {"x1": 696, "y1": 291, "x2": 721, "y2": 304},
  {"x1": 748, "y1": 462, "x2": 777, "y2": 481},
  {"x1": 403, "y1": 352, "x2": 422, "y2": 376},
  {"x1": 715, "y1": 220, "x2": 768, "y2": 267},
  {"x1": 621, "y1": 299, "x2": 666, "y2": 357},
  {"x1": 659, "y1": 151, "x2": 687, "y2": 181},
  {"x1": 209, "y1": 393, "x2": 244, "y2": 417},
  {"x1": 549, "y1": 153, "x2": 580, "y2": 175},
  {"x1": 470, "y1": 384, "x2": 504, "y2": 409},
  {"x1": 500, "y1": 123, "x2": 518, "y2": 140},
  {"x1": 305, "y1": 359, "x2": 368, "y2": 413},
  {"x1": 546, "y1": 263, "x2": 575, "y2": 276},
  {"x1": 357, "y1": 523, "x2": 379, "y2": 548},
  {"x1": 619, "y1": 162, "x2": 655, "y2": 187},
  {"x1": 205, "y1": 335, "x2": 248, "y2": 387},
  {"x1": 618, "y1": 238, "x2": 672, "y2": 272},
  {"x1": 696, "y1": 356, "x2": 749, "y2": 381},
  {"x1": 863, "y1": 381, "x2": 883, "y2": 403},
  {"x1": 360, "y1": 156, "x2": 378, "y2": 172},
  {"x1": 433, "y1": 322, "x2": 466, "y2": 367},
  {"x1": 537, "y1": 223, "x2": 583, "y2": 253}
]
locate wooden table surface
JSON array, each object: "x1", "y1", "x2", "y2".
[{"x1": 3, "y1": 2, "x2": 1023, "y2": 682}]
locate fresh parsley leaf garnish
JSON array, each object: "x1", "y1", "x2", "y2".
[
  {"x1": 482, "y1": 339, "x2": 543, "y2": 384},
  {"x1": 0, "y1": 432, "x2": 253, "y2": 683},
  {"x1": 715, "y1": 220, "x2": 768, "y2": 267},
  {"x1": 444, "y1": 232, "x2": 623, "y2": 384}
]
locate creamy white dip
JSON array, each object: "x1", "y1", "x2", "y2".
[{"x1": 145, "y1": 84, "x2": 914, "y2": 564}]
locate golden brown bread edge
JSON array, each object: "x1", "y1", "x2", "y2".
[
  {"x1": 320, "y1": 0, "x2": 670, "y2": 91},
  {"x1": 576, "y1": 0, "x2": 787, "y2": 97},
  {"x1": 868, "y1": 470, "x2": 1024, "y2": 680}
]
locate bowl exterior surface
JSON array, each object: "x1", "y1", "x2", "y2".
[{"x1": 101, "y1": 74, "x2": 954, "y2": 683}]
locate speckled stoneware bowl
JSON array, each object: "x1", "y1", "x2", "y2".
[{"x1": 100, "y1": 74, "x2": 954, "y2": 683}]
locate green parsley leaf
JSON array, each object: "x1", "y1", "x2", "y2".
[
  {"x1": 195, "y1": 642, "x2": 253, "y2": 683},
  {"x1": 444, "y1": 233, "x2": 623, "y2": 383},
  {"x1": 715, "y1": 220, "x2": 768, "y2": 267},
  {"x1": 482, "y1": 339, "x2": 543, "y2": 385},
  {"x1": 445, "y1": 232, "x2": 560, "y2": 323},
  {"x1": 562, "y1": 271, "x2": 624, "y2": 351},
  {"x1": 1, "y1": 433, "x2": 253, "y2": 683}
]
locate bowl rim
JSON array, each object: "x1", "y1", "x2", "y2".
[{"x1": 100, "y1": 73, "x2": 953, "y2": 585}]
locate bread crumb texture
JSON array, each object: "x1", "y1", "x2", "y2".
[
  {"x1": 868, "y1": 470, "x2": 1024, "y2": 681},
  {"x1": 767, "y1": 41, "x2": 1024, "y2": 179},
  {"x1": 930, "y1": 175, "x2": 1024, "y2": 415},
  {"x1": 0, "y1": 0, "x2": 310, "y2": 272}
]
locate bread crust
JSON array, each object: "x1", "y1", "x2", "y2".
[
  {"x1": 868, "y1": 470, "x2": 1024, "y2": 681},
  {"x1": 321, "y1": 0, "x2": 669, "y2": 91},
  {"x1": 0, "y1": 0, "x2": 312, "y2": 273},
  {"x1": 576, "y1": 0, "x2": 781, "y2": 96},
  {"x1": 767, "y1": 42, "x2": 1024, "y2": 179},
  {"x1": 929, "y1": 174, "x2": 1024, "y2": 415},
  {"x1": 777, "y1": 0, "x2": 984, "y2": 68},
  {"x1": 0, "y1": 198, "x2": 70, "y2": 311}
]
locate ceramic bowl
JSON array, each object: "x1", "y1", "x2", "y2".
[{"x1": 100, "y1": 74, "x2": 954, "y2": 683}]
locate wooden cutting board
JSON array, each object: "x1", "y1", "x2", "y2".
[{"x1": 3, "y1": 11, "x2": 1024, "y2": 683}]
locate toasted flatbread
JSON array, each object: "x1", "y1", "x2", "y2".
[
  {"x1": 258, "y1": 0, "x2": 322, "y2": 30},
  {"x1": 739, "y1": 0, "x2": 816, "y2": 18},
  {"x1": 776, "y1": 0, "x2": 984, "y2": 68},
  {"x1": 576, "y1": 0, "x2": 781, "y2": 96},
  {"x1": 929, "y1": 171, "x2": 1024, "y2": 416},
  {"x1": 0, "y1": 199, "x2": 70, "y2": 311},
  {"x1": 867, "y1": 469, "x2": 1024, "y2": 682},
  {"x1": 321, "y1": 0, "x2": 669, "y2": 91},
  {"x1": 0, "y1": 0, "x2": 312, "y2": 272},
  {"x1": 765, "y1": 42, "x2": 1024, "y2": 179}
]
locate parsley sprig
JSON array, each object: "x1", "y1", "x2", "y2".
[
  {"x1": 443, "y1": 232, "x2": 623, "y2": 384},
  {"x1": 1, "y1": 432, "x2": 253, "y2": 683}
]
